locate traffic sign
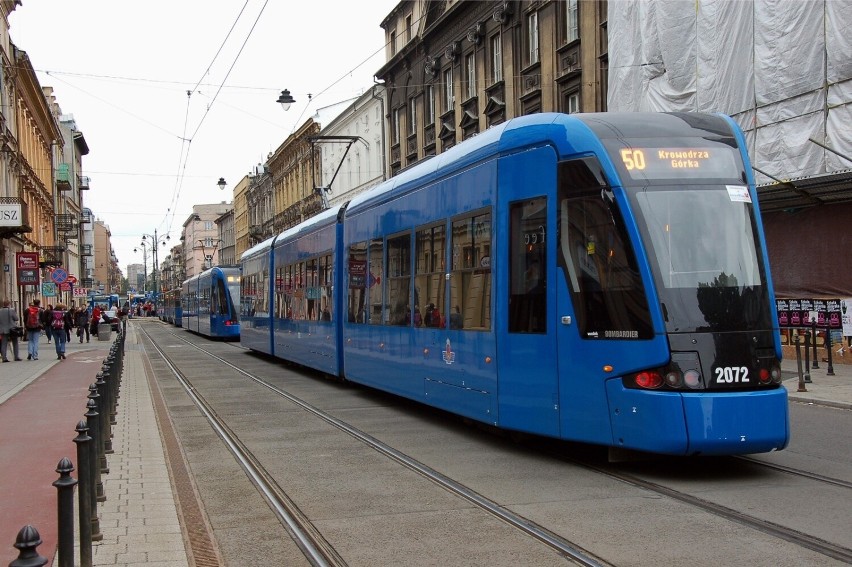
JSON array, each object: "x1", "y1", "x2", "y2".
[
  {"x1": 66, "y1": 274, "x2": 78, "y2": 284},
  {"x1": 50, "y1": 267, "x2": 68, "y2": 284}
]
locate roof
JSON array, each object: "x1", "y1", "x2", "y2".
[{"x1": 757, "y1": 169, "x2": 852, "y2": 212}]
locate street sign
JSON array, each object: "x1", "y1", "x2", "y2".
[
  {"x1": 50, "y1": 267, "x2": 68, "y2": 284},
  {"x1": 42, "y1": 282, "x2": 57, "y2": 297},
  {"x1": 73, "y1": 287, "x2": 88, "y2": 297},
  {"x1": 66, "y1": 274, "x2": 78, "y2": 284}
]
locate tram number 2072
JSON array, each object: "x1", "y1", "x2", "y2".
[{"x1": 715, "y1": 366, "x2": 750, "y2": 384}]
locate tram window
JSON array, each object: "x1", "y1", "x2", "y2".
[
  {"x1": 557, "y1": 158, "x2": 653, "y2": 339},
  {"x1": 294, "y1": 262, "x2": 307, "y2": 320},
  {"x1": 509, "y1": 199, "x2": 546, "y2": 333},
  {"x1": 319, "y1": 254, "x2": 333, "y2": 321},
  {"x1": 306, "y1": 258, "x2": 318, "y2": 320},
  {"x1": 348, "y1": 241, "x2": 368, "y2": 323},
  {"x1": 387, "y1": 232, "x2": 412, "y2": 326},
  {"x1": 369, "y1": 239, "x2": 385, "y2": 324},
  {"x1": 449, "y1": 211, "x2": 492, "y2": 331},
  {"x1": 415, "y1": 223, "x2": 447, "y2": 328}
]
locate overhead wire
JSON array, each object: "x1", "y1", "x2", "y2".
[{"x1": 164, "y1": 0, "x2": 260, "y2": 240}]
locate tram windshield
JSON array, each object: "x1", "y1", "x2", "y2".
[{"x1": 628, "y1": 184, "x2": 774, "y2": 333}]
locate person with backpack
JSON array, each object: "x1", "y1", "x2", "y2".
[
  {"x1": 51, "y1": 303, "x2": 68, "y2": 360},
  {"x1": 24, "y1": 299, "x2": 42, "y2": 360},
  {"x1": 41, "y1": 304, "x2": 54, "y2": 344}
]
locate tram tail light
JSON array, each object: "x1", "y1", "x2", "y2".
[{"x1": 633, "y1": 370, "x2": 664, "y2": 389}]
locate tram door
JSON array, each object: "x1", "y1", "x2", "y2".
[{"x1": 496, "y1": 147, "x2": 560, "y2": 437}]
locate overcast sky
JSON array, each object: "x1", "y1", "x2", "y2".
[{"x1": 10, "y1": 0, "x2": 397, "y2": 274}]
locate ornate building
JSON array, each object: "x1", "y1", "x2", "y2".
[
  {"x1": 270, "y1": 120, "x2": 323, "y2": 232},
  {"x1": 232, "y1": 174, "x2": 250, "y2": 262},
  {"x1": 10, "y1": 44, "x2": 65, "y2": 305},
  {"x1": 377, "y1": 0, "x2": 607, "y2": 175}
]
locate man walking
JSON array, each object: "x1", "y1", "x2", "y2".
[
  {"x1": 24, "y1": 299, "x2": 42, "y2": 360},
  {"x1": 0, "y1": 299, "x2": 22, "y2": 362}
]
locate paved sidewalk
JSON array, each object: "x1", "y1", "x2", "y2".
[
  {"x1": 782, "y1": 350, "x2": 852, "y2": 410},
  {"x1": 0, "y1": 323, "x2": 189, "y2": 566}
]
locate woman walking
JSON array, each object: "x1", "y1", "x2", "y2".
[{"x1": 51, "y1": 303, "x2": 68, "y2": 360}]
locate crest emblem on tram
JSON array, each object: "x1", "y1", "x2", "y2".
[{"x1": 442, "y1": 338, "x2": 456, "y2": 365}]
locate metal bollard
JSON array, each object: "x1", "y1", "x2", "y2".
[
  {"x1": 95, "y1": 372, "x2": 113, "y2": 454},
  {"x1": 85, "y1": 399, "x2": 106, "y2": 530},
  {"x1": 794, "y1": 333, "x2": 808, "y2": 392},
  {"x1": 88, "y1": 384, "x2": 109, "y2": 476},
  {"x1": 811, "y1": 318, "x2": 819, "y2": 368},
  {"x1": 73, "y1": 421, "x2": 93, "y2": 567},
  {"x1": 803, "y1": 331, "x2": 812, "y2": 383},
  {"x1": 9, "y1": 525, "x2": 48, "y2": 567},
  {"x1": 825, "y1": 326, "x2": 835, "y2": 376},
  {"x1": 52, "y1": 457, "x2": 76, "y2": 567}
]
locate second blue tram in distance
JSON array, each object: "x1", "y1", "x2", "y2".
[
  {"x1": 160, "y1": 288, "x2": 182, "y2": 326},
  {"x1": 182, "y1": 266, "x2": 241, "y2": 339},
  {"x1": 240, "y1": 112, "x2": 789, "y2": 457}
]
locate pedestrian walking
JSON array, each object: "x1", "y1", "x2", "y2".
[
  {"x1": 90, "y1": 304, "x2": 102, "y2": 338},
  {"x1": 64, "y1": 306, "x2": 75, "y2": 342},
  {"x1": 24, "y1": 299, "x2": 42, "y2": 360},
  {"x1": 42, "y1": 303, "x2": 54, "y2": 344},
  {"x1": 76, "y1": 307, "x2": 90, "y2": 342},
  {"x1": 51, "y1": 303, "x2": 68, "y2": 360},
  {"x1": 0, "y1": 299, "x2": 22, "y2": 362}
]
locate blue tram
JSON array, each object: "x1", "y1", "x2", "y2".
[
  {"x1": 160, "y1": 289, "x2": 182, "y2": 326},
  {"x1": 241, "y1": 112, "x2": 789, "y2": 456},
  {"x1": 182, "y1": 266, "x2": 241, "y2": 339}
]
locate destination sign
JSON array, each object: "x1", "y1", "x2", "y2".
[{"x1": 617, "y1": 146, "x2": 740, "y2": 181}]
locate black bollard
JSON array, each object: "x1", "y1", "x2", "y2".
[
  {"x1": 52, "y1": 457, "x2": 77, "y2": 567},
  {"x1": 95, "y1": 372, "x2": 113, "y2": 454},
  {"x1": 85, "y1": 400, "x2": 105, "y2": 537},
  {"x1": 826, "y1": 326, "x2": 835, "y2": 376},
  {"x1": 88, "y1": 384, "x2": 109, "y2": 476},
  {"x1": 73, "y1": 421, "x2": 93, "y2": 567},
  {"x1": 803, "y1": 331, "x2": 812, "y2": 383},
  {"x1": 811, "y1": 318, "x2": 819, "y2": 368},
  {"x1": 9, "y1": 525, "x2": 48, "y2": 567},
  {"x1": 794, "y1": 333, "x2": 807, "y2": 392}
]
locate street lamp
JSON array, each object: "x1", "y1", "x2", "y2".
[
  {"x1": 133, "y1": 241, "x2": 148, "y2": 293},
  {"x1": 139, "y1": 230, "x2": 169, "y2": 298},
  {"x1": 276, "y1": 89, "x2": 296, "y2": 111},
  {"x1": 217, "y1": 177, "x2": 227, "y2": 191}
]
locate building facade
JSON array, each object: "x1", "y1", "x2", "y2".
[
  {"x1": 232, "y1": 174, "x2": 250, "y2": 262},
  {"x1": 377, "y1": 0, "x2": 607, "y2": 175},
  {"x1": 93, "y1": 219, "x2": 118, "y2": 293},
  {"x1": 321, "y1": 85, "x2": 387, "y2": 207},
  {"x1": 181, "y1": 203, "x2": 232, "y2": 279},
  {"x1": 215, "y1": 208, "x2": 235, "y2": 266}
]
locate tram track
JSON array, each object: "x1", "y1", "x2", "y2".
[
  {"x1": 550, "y1": 451, "x2": 852, "y2": 564},
  {"x1": 735, "y1": 455, "x2": 852, "y2": 490},
  {"x1": 141, "y1": 325, "x2": 609, "y2": 567}
]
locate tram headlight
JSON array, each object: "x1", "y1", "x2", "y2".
[
  {"x1": 683, "y1": 369, "x2": 702, "y2": 389},
  {"x1": 664, "y1": 370, "x2": 682, "y2": 388}
]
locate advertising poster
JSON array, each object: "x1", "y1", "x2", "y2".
[{"x1": 842, "y1": 299, "x2": 852, "y2": 338}]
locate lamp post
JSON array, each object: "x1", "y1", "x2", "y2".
[
  {"x1": 140, "y1": 230, "x2": 170, "y2": 301},
  {"x1": 133, "y1": 242, "x2": 148, "y2": 294}
]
